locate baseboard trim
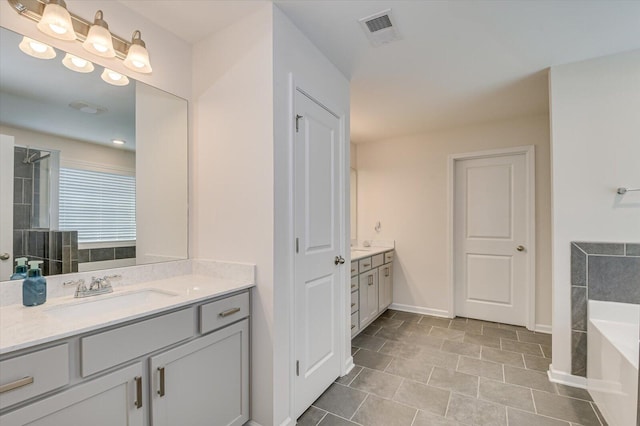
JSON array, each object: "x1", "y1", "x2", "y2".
[
  {"x1": 547, "y1": 365, "x2": 587, "y2": 389},
  {"x1": 389, "y1": 303, "x2": 451, "y2": 318},
  {"x1": 534, "y1": 324, "x2": 552, "y2": 334},
  {"x1": 344, "y1": 356, "x2": 355, "y2": 376},
  {"x1": 279, "y1": 418, "x2": 293, "y2": 426},
  {"x1": 246, "y1": 421, "x2": 263, "y2": 426}
]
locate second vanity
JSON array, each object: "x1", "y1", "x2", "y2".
[{"x1": 0, "y1": 267, "x2": 253, "y2": 426}]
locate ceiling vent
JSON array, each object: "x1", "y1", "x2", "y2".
[{"x1": 359, "y1": 9, "x2": 401, "y2": 47}]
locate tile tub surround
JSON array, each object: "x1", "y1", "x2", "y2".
[
  {"x1": 570, "y1": 242, "x2": 640, "y2": 377},
  {"x1": 299, "y1": 311, "x2": 605, "y2": 426}
]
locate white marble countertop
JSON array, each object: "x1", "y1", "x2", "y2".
[
  {"x1": 350, "y1": 246, "x2": 394, "y2": 261},
  {"x1": 0, "y1": 274, "x2": 254, "y2": 355}
]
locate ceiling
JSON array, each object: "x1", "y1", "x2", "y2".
[{"x1": 117, "y1": 1, "x2": 640, "y2": 143}]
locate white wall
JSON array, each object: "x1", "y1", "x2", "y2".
[
  {"x1": 356, "y1": 115, "x2": 552, "y2": 328},
  {"x1": 549, "y1": 50, "x2": 640, "y2": 378}
]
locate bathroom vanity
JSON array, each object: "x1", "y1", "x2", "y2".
[{"x1": 0, "y1": 273, "x2": 253, "y2": 426}]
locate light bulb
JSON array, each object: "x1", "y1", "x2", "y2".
[
  {"x1": 101, "y1": 68, "x2": 129, "y2": 86},
  {"x1": 29, "y1": 41, "x2": 48, "y2": 53},
  {"x1": 19, "y1": 36, "x2": 56, "y2": 60},
  {"x1": 71, "y1": 56, "x2": 86, "y2": 67},
  {"x1": 82, "y1": 10, "x2": 115, "y2": 58},
  {"x1": 62, "y1": 53, "x2": 94, "y2": 73},
  {"x1": 93, "y1": 42, "x2": 108, "y2": 53},
  {"x1": 123, "y1": 30, "x2": 152, "y2": 74}
]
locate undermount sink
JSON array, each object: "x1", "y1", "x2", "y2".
[{"x1": 45, "y1": 289, "x2": 178, "y2": 319}]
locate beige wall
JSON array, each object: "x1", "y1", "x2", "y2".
[{"x1": 356, "y1": 114, "x2": 552, "y2": 329}]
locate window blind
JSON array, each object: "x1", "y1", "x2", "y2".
[{"x1": 59, "y1": 168, "x2": 136, "y2": 243}]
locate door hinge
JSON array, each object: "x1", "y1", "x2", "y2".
[
  {"x1": 295, "y1": 238, "x2": 299, "y2": 253},
  {"x1": 295, "y1": 114, "x2": 303, "y2": 132},
  {"x1": 296, "y1": 360, "x2": 300, "y2": 376}
]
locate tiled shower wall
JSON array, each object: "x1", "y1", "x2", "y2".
[{"x1": 570, "y1": 242, "x2": 640, "y2": 376}]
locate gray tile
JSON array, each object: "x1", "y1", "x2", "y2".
[
  {"x1": 450, "y1": 319, "x2": 484, "y2": 334},
  {"x1": 517, "y1": 330, "x2": 552, "y2": 346},
  {"x1": 501, "y1": 339, "x2": 544, "y2": 357},
  {"x1": 371, "y1": 317, "x2": 403, "y2": 329},
  {"x1": 570, "y1": 332, "x2": 587, "y2": 377},
  {"x1": 523, "y1": 354, "x2": 551, "y2": 373},
  {"x1": 504, "y1": 365, "x2": 556, "y2": 393},
  {"x1": 414, "y1": 347, "x2": 459, "y2": 370},
  {"x1": 626, "y1": 243, "x2": 640, "y2": 256},
  {"x1": 115, "y1": 246, "x2": 136, "y2": 259},
  {"x1": 317, "y1": 413, "x2": 357, "y2": 426},
  {"x1": 588, "y1": 255, "x2": 640, "y2": 304},
  {"x1": 410, "y1": 332, "x2": 444, "y2": 349},
  {"x1": 555, "y1": 384, "x2": 593, "y2": 402},
  {"x1": 90, "y1": 247, "x2": 115, "y2": 262},
  {"x1": 385, "y1": 358, "x2": 432, "y2": 383},
  {"x1": 352, "y1": 334, "x2": 386, "y2": 351},
  {"x1": 352, "y1": 394, "x2": 417, "y2": 426},
  {"x1": 335, "y1": 366, "x2": 362, "y2": 386},
  {"x1": 393, "y1": 380, "x2": 450, "y2": 415},
  {"x1": 446, "y1": 393, "x2": 507, "y2": 425},
  {"x1": 483, "y1": 326, "x2": 518, "y2": 341},
  {"x1": 482, "y1": 347, "x2": 525, "y2": 368},
  {"x1": 375, "y1": 326, "x2": 413, "y2": 342},
  {"x1": 442, "y1": 340, "x2": 481, "y2": 358},
  {"x1": 13, "y1": 178, "x2": 23, "y2": 203},
  {"x1": 498, "y1": 323, "x2": 529, "y2": 332},
  {"x1": 13, "y1": 204, "x2": 30, "y2": 229},
  {"x1": 592, "y1": 402, "x2": 609, "y2": 426},
  {"x1": 413, "y1": 410, "x2": 460, "y2": 426},
  {"x1": 353, "y1": 349, "x2": 393, "y2": 371},
  {"x1": 392, "y1": 311, "x2": 422, "y2": 323},
  {"x1": 478, "y1": 378, "x2": 534, "y2": 412},
  {"x1": 541, "y1": 345, "x2": 552, "y2": 359},
  {"x1": 506, "y1": 407, "x2": 570, "y2": 426},
  {"x1": 428, "y1": 367, "x2": 479, "y2": 397},
  {"x1": 380, "y1": 309, "x2": 396, "y2": 318},
  {"x1": 78, "y1": 249, "x2": 90, "y2": 263},
  {"x1": 351, "y1": 346, "x2": 359, "y2": 355},
  {"x1": 312, "y1": 383, "x2": 367, "y2": 419},
  {"x1": 298, "y1": 405, "x2": 327, "y2": 426},
  {"x1": 457, "y1": 356, "x2": 504, "y2": 381},
  {"x1": 574, "y1": 242, "x2": 624, "y2": 255},
  {"x1": 398, "y1": 321, "x2": 427, "y2": 334},
  {"x1": 571, "y1": 244, "x2": 587, "y2": 286},
  {"x1": 361, "y1": 324, "x2": 381, "y2": 336},
  {"x1": 419, "y1": 317, "x2": 452, "y2": 329},
  {"x1": 349, "y1": 368, "x2": 402, "y2": 399},
  {"x1": 464, "y1": 333, "x2": 501, "y2": 349},
  {"x1": 430, "y1": 326, "x2": 464, "y2": 341},
  {"x1": 378, "y1": 340, "x2": 422, "y2": 360},
  {"x1": 532, "y1": 390, "x2": 600, "y2": 425}
]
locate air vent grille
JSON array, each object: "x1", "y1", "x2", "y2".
[
  {"x1": 365, "y1": 15, "x2": 392, "y2": 33},
  {"x1": 358, "y1": 9, "x2": 401, "y2": 47}
]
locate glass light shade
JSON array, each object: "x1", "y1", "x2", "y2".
[
  {"x1": 62, "y1": 53, "x2": 94, "y2": 73},
  {"x1": 123, "y1": 43, "x2": 152, "y2": 74},
  {"x1": 18, "y1": 37, "x2": 56, "y2": 59},
  {"x1": 36, "y1": 1, "x2": 76, "y2": 41},
  {"x1": 83, "y1": 24, "x2": 115, "y2": 58},
  {"x1": 101, "y1": 68, "x2": 129, "y2": 86}
]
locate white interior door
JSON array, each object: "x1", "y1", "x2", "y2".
[
  {"x1": 294, "y1": 89, "x2": 343, "y2": 418},
  {"x1": 454, "y1": 151, "x2": 532, "y2": 326},
  {"x1": 0, "y1": 135, "x2": 15, "y2": 280}
]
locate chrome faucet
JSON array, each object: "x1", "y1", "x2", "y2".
[{"x1": 73, "y1": 275, "x2": 121, "y2": 298}]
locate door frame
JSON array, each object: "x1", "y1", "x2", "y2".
[{"x1": 447, "y1": 145, "x2": 536, "y2": 330}]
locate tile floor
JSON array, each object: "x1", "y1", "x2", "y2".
[{"x1": 298, "y1": 310, "x2": 608, "y2": 426}]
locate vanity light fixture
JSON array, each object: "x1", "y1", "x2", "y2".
[
  {"x1": 82, "y1": 10, "x2": 115, "y2": 58},
  {"x1": 62, "y1": 53, "x2": 94, "y2": 73},
  {"x1": 111, "y1": 139, "x2": 126, "y2": 145},
  {"x1": 18, "y1": 36, "x2": 56, "y2": 59},
  {"x1": 36, "y1": 0, "x2": 76, "y2": 41},
  {"x1": 123, "y1": 30, "x2": 152, "y2": 74},
  {"x1": 101, "y1": 68, "x2": 129, "y2": 86}
]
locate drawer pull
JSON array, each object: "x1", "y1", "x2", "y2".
[
  {"x1": 363, "y1": 263, "x2": 370, "y2": 267},
  {"x1": 351, "y1": 324, "x2": 356, "y2": 330},
  {"x1": 134, "y1": 376, "x2": 143, "y2": 409},
  {"x1": 219, "y1": 307, "x2": 241, "y2": 318},
  {"x1": 385, "y1": 267, "x2": 390, "y2": 277},
  {"x1": 368, "y1": 275, "x2": 374, "y2": 286},
  {"x1": 351, "y1": 284, "x2": 356, "y2": 289},
  {"x1": 351, "y1": 303, "x2": 356, "y2": 307},
  {"x1": 158, "y1": 367, "x2": 166, "y2": 397},
  {"x1": 0, "y1": 376, "x2": 34, "y2": 394}
]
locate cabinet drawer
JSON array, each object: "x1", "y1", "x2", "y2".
[
  {"x1": 358, "y1": 257, "x2": 373, "y2": 273},
  {"x1": 200, "y1": 291, "x2": 249, "y2": 334},
  {"x1": 351, "y1": 312, "x2": 359, "y2": 336},
  {"x1": 350, "y1": 276, "x2": 358, "y2": 293},
  {"x1": 350, "y1": 261, "x2": 358, "y2": 277},
  {"x1": 81, "y1": 308, "x2": 193, "y2": 377},
  {"x1": 0, "y1": 344, "x2": 69, "y2": 410},
  {"x1": 372, "y1": 254, "x2": 384, "y2": 268},
  {"x1": 384, "y1": 251, "x2": 395, "y2": 264},
  {"x1": 350, "y1": 291, "x2": 359, "y2": 314}
]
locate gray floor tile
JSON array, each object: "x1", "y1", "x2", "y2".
[
  {"x1": 318, "y1": 413, "x2": 358, "y2": 426},
  {"x1": 442, "y1": 340, "x2": 482, "y2": 358},
  {"x1": 555, "y1": 384, "x2": 593, "y2": 401},
  {"x1": 428, "y1": 367, "x2": 479, "y2": 397},
  {"x1": 393, "y1": 380, "x2": 451, "y2": 415},
  {"x1": 419, "y1": 316, "x2": 452, "y2": 329},
  {"x1": 352, "y1": 346, "x2": 359, "y2": 355},
  {"x1": 591, "y1": 402, "x2": 608, "y2": 426},
  {"x1": 298, "y1": 405, "x2": 327, "y2": 426},
  {"x1": 478, "y1": 378, "x2": 535, "y2": 412},
  {"x1": 414, "y1": 347, "x2": 460, "y2": 370},
  {"x1": 413, "y1": 410, "x2": 461, "y2": 426},
  {"x1": 450, "y1": 318, "x2": 484, "y2": 334},
  {"x1": 385, "y1": 358, "x2": 433, "y2": 383},
  {"x1": 361, "y1": 324, "x2": 381, "y2": 336},
  {"x1": 516, "y1": 331, "x2": 552, "y2": 346},
  {"x1": 532, "y1": 390, "x2": 600, "y2": 425},
  {"x1": 378, "y1": 340, "x2": 422, "y2": 360},
  {"x1": 313, "y1": 383, "x2": 367, "y2": 419},
  {"x1": 430, "y1": 326, "x2": 465, "y2": 341},
  {"x1": 371, "y1": 317, "x2": 403, "y2": 329},
  {"x1": 353, "y1": 348, "x2": 393, "y2": 371},
  {"x1": 393, "y1": 311, "x2": 422, "y2": 323},
  {"x1": 501, "y1": 339, "x2": 544, "y2": 357},
  {"x1": 457, "y1": 356, "x2": 504, "y2": 381},
  {"x1": 410, "y1": 332, "x2": 444, "y2": 349},
  {"x1": 506, "y1": 407, "x2": 570, "y2": 426},
  {"x1": 335, "y1": 366, "x2": 363, "y2": 386},
  {"x1": 379, "y1": 309, "x2": 396, "y2": 319},
  {"x1": 349, "y1": 368, "x2": 403, "y2": 399},
  {"x1": 541, "y1": 345, "x2": 552, "y2": 359},
  {"x1": 446, "y1": 393, "x2": 507, "y2": 425},
  {"x1": 352, "y1": 394, "x2": 417, "y2": 426},
  {"x1": 481, "y1": 347, "x2": 525, "y2": 368},
  {"x1": 522, "y1": 354, "x2": 551, "y2": 372},
  {"x1": 398, "y1": 322, "x2": 427, "y2": 334},
  {"x1": 498, "y1": 323, "x2": 529, "y2": 332},
  {"x1": 463, "y1": 332, "x2": 501, "y2": 349},
  {"x1": 352, "y1": 334, "x2": 387, "y2": 351},
  {"x1": 483, "y1": 326, "x2": 519, "y2": 340},
  {"x1": 375, "y1": 327, "x2": 413, "y2": 341},
  {"x1": 503, "y1": 365, "x2": 557, "y2": 393}
]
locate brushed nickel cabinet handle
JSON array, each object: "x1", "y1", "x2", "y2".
[
  {"x1": 351, "y1": 284, "x2": 356, "y2": 290},
  {"x1": 385, "y1": 267, "x2": 390, "y2": 277},
  {"x1": 157, "y1": 367, "x2": 165, "y2": 397},
  {"x1": 351, "y1": 303, "x2": 356, "y2": 307},
  {"x1": 219, "y1": 307, "x2": 241, "y2": 318},
  {"x1": 0, "y1": 376, "x2": 33, "y2": 393},
  {"x1": 368, "y1": 275, "x2": 373, "y2": 286},
  {"x1": 134, "y1": 376, "x2": 143, "y2": 409},
  {"x1": 351, "y1": 324, "x2": 356, "y2": 330},
  {"x1": 363, "y1": 263, "x2": 370, "y2": 267}
]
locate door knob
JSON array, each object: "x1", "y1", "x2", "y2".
[
  {"x1": 334, "y1": 256, "x2": 345, "y2": 265},
  {"x1": 0, "y1": 253, "x2": 10, "y2": 261},
  {"x1": 516, "y1": 245, "x2": 525, "y2": 252}
]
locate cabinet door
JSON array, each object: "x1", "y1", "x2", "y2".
[
  {"x1": 359, "y1": 268, "x2": 378, "y2": 327},
  {"x1": 0, "y1": 363, "x2": 143, "y2": 426},
  {"x1": 150, "y1": 319, "x2": 249, "y2": 426},
  {"x1": 378, "y1": 264, "x2": 393, "y2": 310}
]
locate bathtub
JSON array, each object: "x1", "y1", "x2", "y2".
[{"x1": 587, "y1": 300, "x2": 639, "y2": 426}]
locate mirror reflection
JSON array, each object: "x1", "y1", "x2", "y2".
[{"x1": 0, "y1": 26, "x2": 188, "y2": 280}]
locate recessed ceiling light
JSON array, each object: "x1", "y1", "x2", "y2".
[{"x1": 112, "y1": 139, "x2": 126, "y2": 145}]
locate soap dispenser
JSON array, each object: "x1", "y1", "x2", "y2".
[
  {"x1": 23, "y1": 260, "x2": 47, "y2": 307},
  {"x1": 10, "y1": 257, "x2": 28, "y2": 280}
]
